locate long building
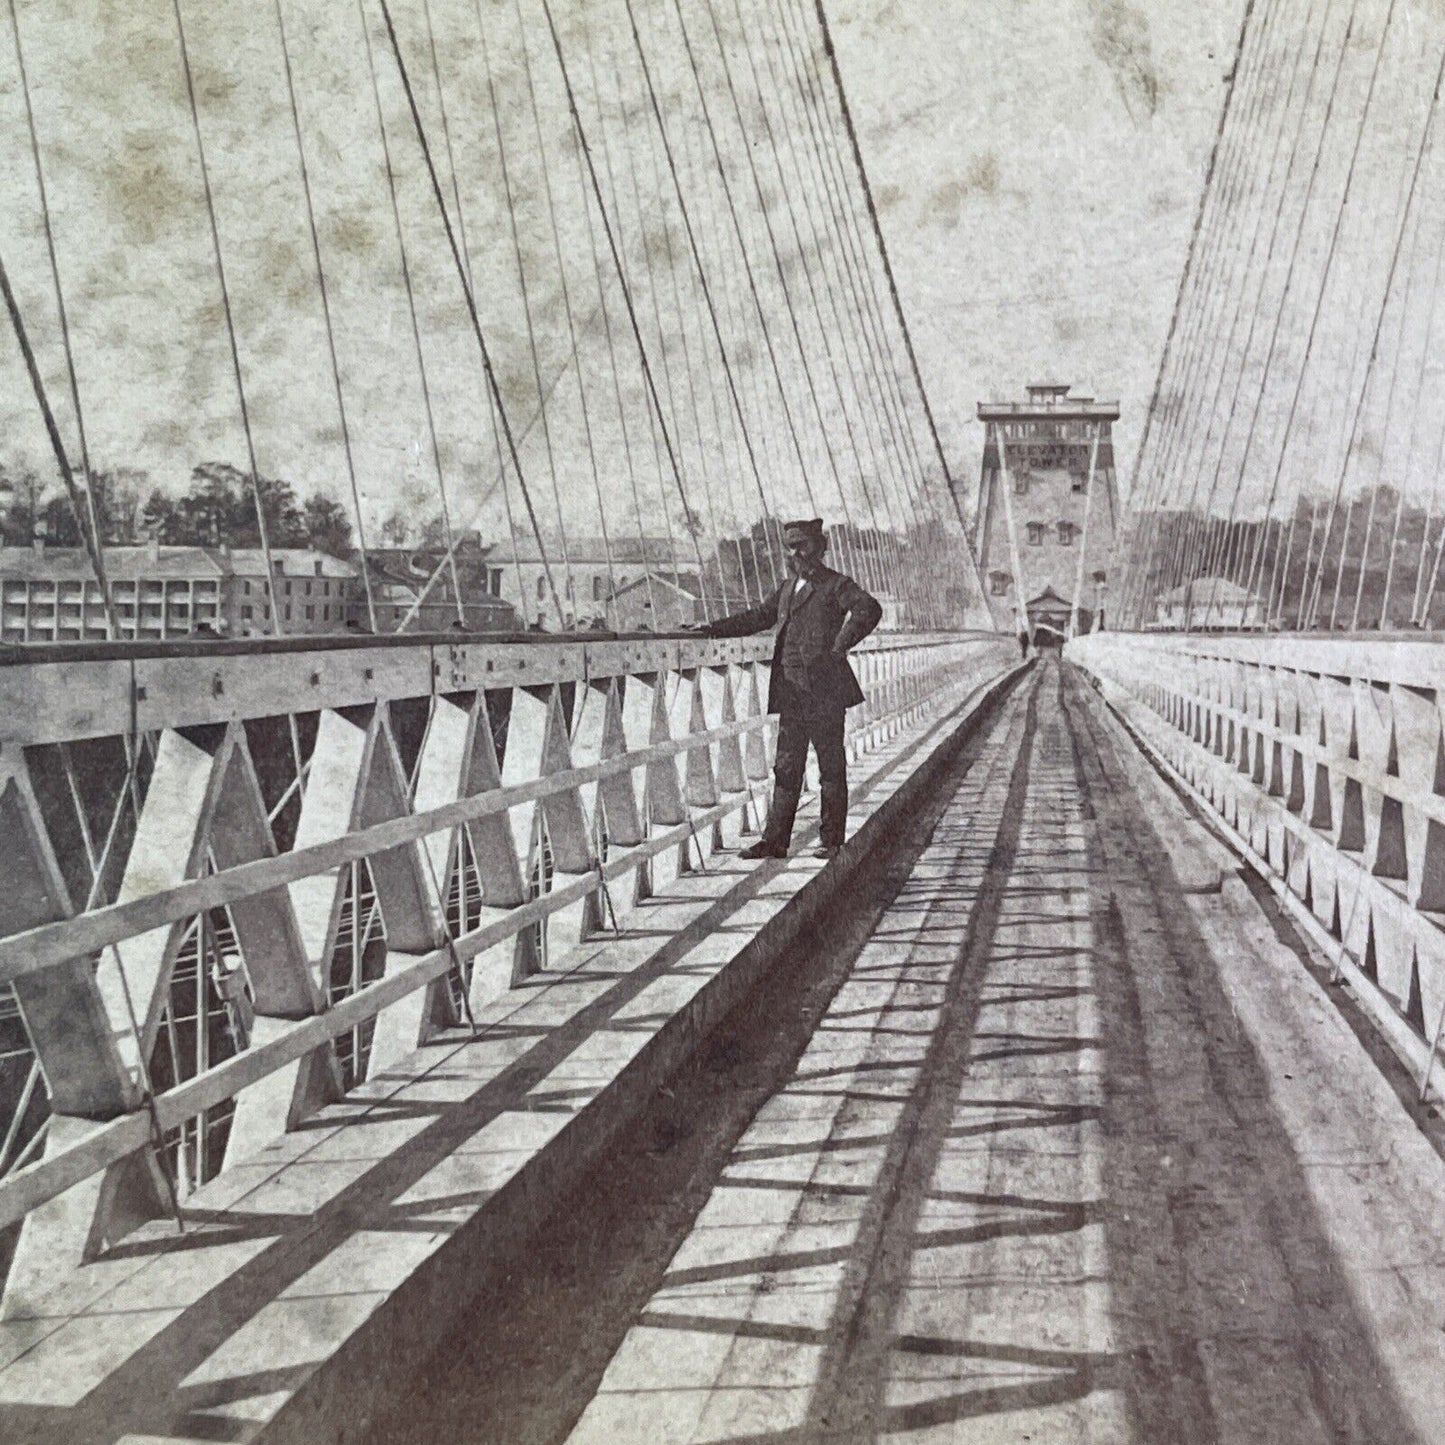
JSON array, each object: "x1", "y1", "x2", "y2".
[{"x1": 0, "y1": 542, "x2": 364, "y2": 643}]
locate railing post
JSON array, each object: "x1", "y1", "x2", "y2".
[
  {"x1": 0, "y1": 753, "x2": 163, "y2": 1321},
  {"x1": 459, "y1": 692, "x2": 538, "y2": 1010}
]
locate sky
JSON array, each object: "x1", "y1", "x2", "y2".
[
  {"x1": 827, "y1": 0, "x2": 1246, "y2": 499},
  {"x1": 0, "y1": 0, "x2": 1244, "y2": 545}
]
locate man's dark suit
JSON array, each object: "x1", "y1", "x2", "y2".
[{"x1": 706, "y1": 566, "x2": 883, "y2": 849}]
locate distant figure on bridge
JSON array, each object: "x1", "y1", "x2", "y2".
[{"x1": 699, "y1": 518, "x2": 881, "y2": 861}]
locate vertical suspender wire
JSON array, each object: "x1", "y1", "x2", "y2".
[
  {"x1": 788, "y1": 0, "x2": 976, "y2": 625},
  {"x1": 1179, "y1": 0, "x2": 1309, "y2": 622},
  {"x1": 506, "y1": 0, "x2": 619, "y2": 614},
  {"x1": 597, "y1": 7, "x2": 781, "y2": 602},
  {"x1": 410, "y1": 0, "x2": 481, "y2": 625},
  {"x1": 808, "y1": 0, "x2": 973, "y2": 557},
  {"x1": 7, "y1": 0, "x2": 118, "y2": 639},
  {"x1": 1148, "y1": 0, "x2": 1282, "y2": 615},
  {"x1": 773, "y1": 0, "x2": 952, "y2": 624},
  {"x1": 1246, "y1": 0, "x2": 1367, "y2": 618},
  {"x1": 591, "y1": 17, "x2": 723, "y2": 617},
  {"x1": 606, "y1": 16, "x2": 736, "y2": 618},
  {"x1": 631, "y1": 0, "x2": 834, "y2": 583},
  {"x1": 1118, "y1": 116, "x2": 1253, "y2": 621},
  {"x1": 624, "y1": 0, "x2": 827, "y2": 541},
  {"x1": 1413, "y1": 414, "x2": 1445, "y2": 624},
  {"x1": 1197, "y1": 0, "x2": 1333, "y2": 620},
  {"x1": 672, "y1": 78, "x2": 790, "y2": 594},
  {"x1": 374, "y1": 0, "x2": 565, "y2": 627},
  {"x1": 1404, "y1": 121, "x2": 1445, "y2": 623},
  {"x1": 172, "y1": 0, "x2": 286, "y2": 642},
  {"x1": 1331, "y1": 50, "x2": 1442, "y2": 629},
  {"x1": 1140, "y1": 0, "x2": 1292, "y2": 625},
  {"x1": 1335, "y1": 67, "x2": 1439, "y2": 630},
  {"x1": 583, "y1": 20, "x2": 694, "y2": 620},
  {"x1": 273, "y1": 0, "x2": 379, "y2": 633},
  {"x1": 1152, "y1": 7, "x2": 1289, "y2": 622},
  {"x1": 570, "y1": 21, "x2": 660, "y2": 625},
  {"x1": 1116, "y1": 0, "x2": 1258, "y2": 604},
  {"x1": 714, "y1": 0, "x2": 902, "y2": 596},
  {"x1": 699, "y1": 0, "x2": 886, "y2": 599},
  {"x1": 1180, "y1": 0, "x2": 1322, "y2": 622},
  {"x1": 537, "y1": 0, "x2": 713, "y2": 619},
  {"x1": 1144, "y1": 5, "x2": 1282, "y2": 595},
  {"x1": 1379, "y1": 124, "x2": 1445, "y2": 627},
  {"x1": 1348, "y1": 94, "x2": 1439, "y2": 631},
  {"x1": 356, "y1": 0, "x2": 484, "y2": 627},
  {"x1": 719, "y1": 0, "x2": 909, "y2": 614},
  {"x1": 1301, "y1": 76, "x2": 1423, "y2": 630},
  {"x1": 1287, "y1": 0, "x2": 1404, "y2": 626},
  {"x1": 1301, "y1": 15, "x2": 1433, "y2": 627},
  {"x1": 1215, "y1": 0, "x2": 1375, "y2": 622},
  {"x1": 773, "y1": 0, "x2": 947, "y2": 624},
  {"x1": 590, "y1": 3, "x2": 785, "y2": 594},
  {"x1": 1137, "y1": 118, "x2": 1255, "y2": 623},
  {"x1": 1119, "y1": 7, "x2": 1278, "y2": 625},
  {"x1": 628, "y1": 38, "x2": 757, "y2": 610},
  {"x1": 1406, "y1": 148, "x2": 1445, "y2": 625},
  {"x1": 473, "y1": 12, "x2": 577, "y2": 624},
  {"x1": 0, "y1": 262, "x2": 116, "y2": 634},
  {"x1": 673, "y1": 0, "x2": 877, "y2": 598}
]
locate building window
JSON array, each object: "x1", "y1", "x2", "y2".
[
  {"x1": 1071, "y1": 472, "x2": 1087, "y2": 493},
  {"x1": 489, "y1": 567, "x2": 503, "y2": 597},
  {"x1": 285, "y1": 605, "x2": 292, "y2": 621},
  {"x1": 242, "y1": 605, "x2": 252, "y2": 620},
  {"x1": 314, "y1": 560, "x2": 323, "y2": 577},
  {"x1": 536, "y1": 575, "x2": 546, "y2": 601},
  {"x1": 1026, "y1": 522, "x2": 1045, "y2": 545},
  {"x1": 1012, "y1": 471, "x2": 1030, "y2": 495},
  {"x1": 1057, "y1": 521, "x2": 1077, "y2": 546},
  {"x1": 989, "y1": 570, "x2": 1011, "y2": 596},
  {"x1": 305, "y1": 605, "x2": 314, "y2": 620},
  {"x1": 592, "y1": 574, "x2": 604, "y2": 601},
  {"x1": 243, "y1": 580, "x2": 251, "y2": 595}
]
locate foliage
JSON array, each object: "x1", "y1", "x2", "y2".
[{"x1": 141, "y1": 464, "x2": 354, "y2": 557}]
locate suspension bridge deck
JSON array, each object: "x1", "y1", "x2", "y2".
[
  {"x1": 3, "y1": 655, "x2": 1440, "y2": 1443},
  {"x1": 380, "y1": 659, "x2": 1445, "y2": 1445}
]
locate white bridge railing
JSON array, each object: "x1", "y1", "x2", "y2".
[
  {"x1": 1068, "y1": 631, "x2": 1445, "y2": 1095},
  {"x1": 0, "y1": 629, "x2": 1014, "y2": 1313}
]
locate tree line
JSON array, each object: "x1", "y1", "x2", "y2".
[{"x1": 0, "y1": 462, "x2": 356, "y2": 558}]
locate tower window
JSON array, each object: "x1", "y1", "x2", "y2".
[
  {"x1": 1057, "y1": 521, "x2": 1077, "y2": 546},
  {"x1": 1026, "y1": 522, "x2": 1045, "y2": 545},
  {"x1": 989, "y1": 571, "x2": 1011, "y2": 596}
]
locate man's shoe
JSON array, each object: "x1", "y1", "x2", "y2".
[
  {"x1": 812, "y1": 844, "x2": 841, "y2": 861},
  {"x1": 740, "y1": 840, "x2": 787, "y2": 860}
]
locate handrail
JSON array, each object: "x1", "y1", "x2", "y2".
[{"x1": 0, "y1": 631, "x2": 1017, "y2": 1258}]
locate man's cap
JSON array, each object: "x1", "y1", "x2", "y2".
[{"x1": 782, "y1": 517, "x2": 825, "y2": 541}]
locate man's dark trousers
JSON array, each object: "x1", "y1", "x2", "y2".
[{"x1": 761, "y1": 679, "x2": 848, "y2": 849}]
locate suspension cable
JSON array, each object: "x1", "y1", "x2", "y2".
[
  {"x1": 373, "y1": 0, "x2": 565, "y2": 626},
  {"x1": 273, "y1": 0, "x2": 379, "y2": 632}
]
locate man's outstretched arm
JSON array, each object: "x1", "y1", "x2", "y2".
[
  {"x1": 700, "y1": 585, "x2": 783, "y2": 638},
  {"x1": 831, "y1": 578, "x2": 883, "y2": 655}
]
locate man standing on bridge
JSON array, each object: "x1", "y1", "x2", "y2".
[{"x1": 698, "y1": 518, "x2": 882, "y2": 861}]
